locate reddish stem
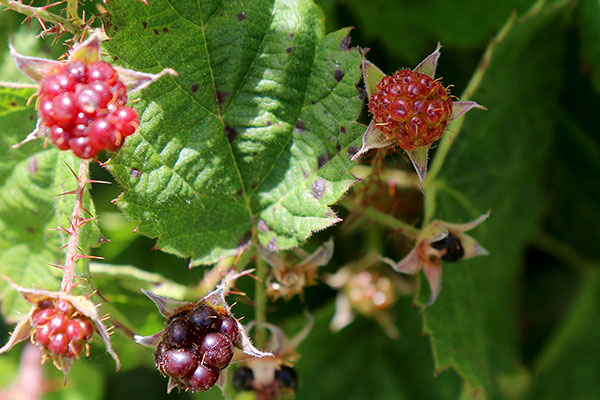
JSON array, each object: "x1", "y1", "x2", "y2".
[{"x1": 60, "y1": 159, "x2": 89, "y2": 294}]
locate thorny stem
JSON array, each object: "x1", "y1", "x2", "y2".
[
  {"x1": 60, "y1": 159, "x2": 89, "y2": 294},
  {"x1": 0, "y1": 0, "x2": 84, "y2": 35},
  {"x1": 339, "y1": 199, "x2": 420, "y2": 239}
]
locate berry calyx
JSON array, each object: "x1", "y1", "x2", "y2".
[
  {"x1": 369, "y1": 70, "x2": 453, "y2": 151},
  {"x1": 36, "y1": 59, "x2": 139, "y2": 158}
]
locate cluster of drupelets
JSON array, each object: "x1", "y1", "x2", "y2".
[
  {"x1": 154, "y1": 302, "x2": 242, "y2": 392},
  {"x1": 38, "y1": 60, "x2": 139, "y2": 159},
  {"x1": 31, "y1": 299, "x2": 94, "y2": 362},
  {"x1": 368, "y1": 69, "x2": 453, "y2": 151}
]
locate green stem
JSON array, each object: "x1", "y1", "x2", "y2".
[
  {"x1": 531, "y1": 268, "x2": 599, "y2": 376},
  {"x1": 0, "y1": 0, "x2": 84, "y2": 35},
  {"x1": 254, "y1": 251, "x2": 268, "y2": 347},
  {"x1": 424, "y1": 11, "x2": 516, "y2": 189},
  {"x1": 66, "y1": 0, "x2": 80, "y2": 24},
  {"x1": 339, "y1": 199, "x2": 420, "y2": 239},
  {"x1": 532, "y1": 232, "x2": 595, "y2": 275}
]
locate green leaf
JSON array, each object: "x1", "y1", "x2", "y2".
[
  {"x1": 341, "y1": 0, "x2": 535, "y2": 64},
  {"x1": 290, "y1": 301, "x2": 462, "y2": 399},
  {"x1": 103, "y1": 0, "x2": 363, "y2": 264},
  {"x1": 525, "y1": 268, "x2": 600, "y2": 400},
  {"x1": 579, "y1": 0, "x2": 600, "y2": 92},
  {"x1": 0, "y1": 87, "x2": 99, "y2": 320},
  {"x1": 422, "y1": 2, "x2": 568, "y2": 397}
]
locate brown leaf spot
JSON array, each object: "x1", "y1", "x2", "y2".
[
  {"x1": 142, "y1": 21, "x2": 147, "y2": 29},
  {"x1": 286, "y1": 47, "x2": 293, "y2": 54},
  {"x1": 225, "y1": 126, "x2": 238, "y2": 143},
  {"x1": 130, "y1": 168, "x2": 142, "y2": 179},
  {"x1": 237, "y1": 12, "x2": 247, "y2": 21},
  {"x1": 294, "y1": 119, "x2": 305, "y2": 133},
  {"x1": 10, "y1": 101, "x2": 18, "y2": 107},
  {"x1": 163, "y1": 27, "x2": 169, "y2": 33},
  {"x1": 317, "y1": 152, "x2": 333, "y2": 169},
  {"x1": 153, "y1": 29, "x2": 159, "y2": 35},
  {"x1": 340, "y1": 126, "x2": 347, "y2": 134},
  {"x1": 334, "y1": 67, "x2": 344, "y2": 82},
  {"x1": 258, "y1": 220, "x2": 269, "y2": 233},
  {"x1": 25, "y1": 226, "x2": 35, "y2": 233},
  {"x1": 191, "y1": 84, "x2": 200, "y2": 93},
  {"x1": 347, "y1": 145, "x2": 358, "y2": 158},
  {"x1": 340, "y1": 35, "x2": 351, "y2": 51},
  {"x1": 311, "y1": 178, "x2": 326, "y2": 199},
  {"x1": 28, "y1": 156, "x2": 38, "y2": 174},
  {"x1": 216, "y1": 90, "x2": 229, "y2": 107},
  {"x1": 238, "y1": 231, "x2": 252, "y2": 248}
]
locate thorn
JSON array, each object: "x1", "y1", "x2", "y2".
[
  {"x1": 47, "y1": 263, "x2": 65, "y2": 270},
  {"x1": 132, "y1": 226, "x2": 138, "y2": 233},
  {"x1": 55, "y1": 190, "x2": 77, "y2": 197},
  {"x1": 76, "y1": 254, "x2": 104, "y2": 260},
  {"x1": 63, "y1": 161, "x2": 80, "y2": 182},
  {"x1": 86, "y1": 289, "x2": 99, "y2": 300},
  {"x1": 188, "y1": 259, "x2": 194, "y2": 270},
  {"x1": 87, "y1": 179, "x2": 111, "y2": 185}
]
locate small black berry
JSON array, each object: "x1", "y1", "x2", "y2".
[
  {"x1": 200, "y1": 332, "x2": 233, "y2": 369},
  {"x1": 275, "y1": 366, "x2": 298, "y2": 391},
  {"x1": 189, "y1": 305, "x2": 220, "y2": 332},
  {"x1": 233, "y1": 366, "x2": 254, "y2": 391},
  {"x1": 431, "y1": 233, "x2": 465, "y2": 262},
  {"x1": 188, "y1": 363, "x2": 219, "y2": 392},
  {"x1": 164, "y1": 318, "x2": 193, "y2": 348}
]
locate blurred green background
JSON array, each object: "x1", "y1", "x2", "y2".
[{"x1": 1, "y1": 0, "x2": 599, "y2": 399}]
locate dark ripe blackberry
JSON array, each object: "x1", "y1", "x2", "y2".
[
  {"x1": 162, "y1": 349, "x2": 197, "y2": 378},
  {"x1": 219, "y1": 316, "x2": 240, "y2": 345},
  {"x1": 232, "y1": 366, "x2": 254, "y2": 391},
  {"x1": 154, "y1": 342, "x2": 166, "y2": 365},
  {"x1": 164, "y1": 318, "x2": 193, "y2": 348},
  {"x1": 275, "y1": 366, "x2": 298, "y2": 391},
  {"x1": 189, "y1": 305, "x2": 220, "y2": 332},
  {"x1": 431, "y1": 233, "x2": 465, "y2": 262},
  {"x1": 200, "y1": 332, "x2": 233, "y2": 369},
  {"x1": 188, "y1": 363, "x2": 219, "y2": 392}
]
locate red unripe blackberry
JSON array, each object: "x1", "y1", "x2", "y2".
[
  {"x1": 35, "y1": 325, "x2": 52, "y2": 346},
  {"x1": 66, "y1": 319, "x2": 85, "y2": 341},
  {"x1": 70, "y1": 136, "x2": 97, "y2": 159},
  {"x1": 50, "y1": 126, "x2": 71, "y2": 150},
  {"x1": 79, "y1": 318, "x2": 94, "y2": 340},
  {"x1": 219, "y1": 316, "x2": 240, "y2": 345},
  {"x1": 162, "y1": 349, "x2": 197, "y2": 378},
  {"x1": 40, "y1": 73, "x2": 76, "y2": 99},
  {"x1": 87, "y1": 61, "x2": 117, "y2": 83},
  {"x1": 189, "y1": 305, "x2": 220, "y2": 332},
  {"x1": 32, "y1": 308, "x2": 54, "y2": 326},
  {"x1": 369, "y1": 70, "x2": 453, "y2": 151},
  {"x1": 200, "y1": 332, "x2": 233, "y2": 369},
  {"x1": 39, "y1": 98, "x2": 56, "y2": 126},
  {"x1": 111, "y1": 106, "x2": 139, "y2": 137},
  {"x1": 48, "y1": 314, "x2": 68, "y2": 334},
  {"x1": 48, "y1": 333, "x2": 69, "y2": 355},
  {"x1": 51, "y1": 93, "x2": 77, "y2": 126},
  {"x1": 63, "y1": 61, "x2": 87, "y2": 83},
  {"x1": 188, "y1": 363, "x2": 219, "y2": 392},
  {"x1": 89, "y1": 119, "x2": 121, "y2": 151}
]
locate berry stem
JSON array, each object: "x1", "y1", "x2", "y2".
[
  {"x1": 193, "y1": 256, "x2": 235, "y2": 298},
  {"x1": 423, "y1": 11, "x2": 516, "y2": 195},
  {"x1": 0, "y1": 0, "x2": 84, "y2": 35},
  {"x1": 60, "y1": 158, "x2": 89, "y2": 294},
  {"x1": 254, "y1": 252, "x2": 268, "y2": 347},
  {"x1": 65, "y1": 0, "x2": 79, "y2": 23},
  {"x1": 339, "y1": 199, "x2": 420, "y2": 239}
]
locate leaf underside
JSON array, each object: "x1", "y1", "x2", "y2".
[{"x1": 104, "y1": 0, "x2": 363, "y2": 265}]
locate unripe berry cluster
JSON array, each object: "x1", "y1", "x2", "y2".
[
  {"x1": 31, "y1": 298, "x2": 94, "y2": 359},
  {"x1": 154, "y1": 303, "x2": 241, "y2": 393},
  {"x1": 37, "y1": 60, "x2": 139, "y2": 159},
  {"x1": 369, "y1": 70, "x2": 453, "y2": 151}
]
